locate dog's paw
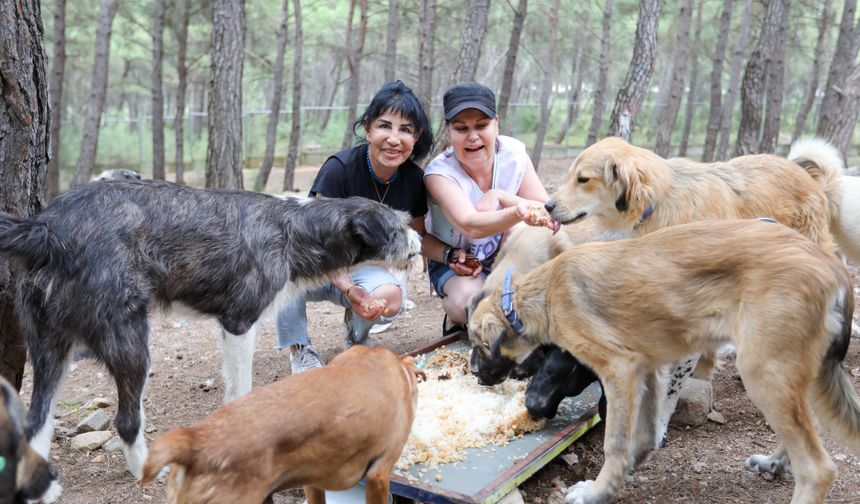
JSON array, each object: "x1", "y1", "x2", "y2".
[
  {"x1": 564, "y1": 480, "x2": 610, "y2": 504},
  {"x1": 30, "y1": 480, "x2": 62, "y2": 504},
  {"x1": 746, "y1": 453, "x2": 792, "y2": 477}
]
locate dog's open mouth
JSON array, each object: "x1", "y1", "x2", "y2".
[{"x1": 558, "y1": 211, "x2": 588, "y2": 224}]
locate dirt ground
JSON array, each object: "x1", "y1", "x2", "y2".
[{"x1": 18, "y1": 157, "x2": 860, "y2": 503}]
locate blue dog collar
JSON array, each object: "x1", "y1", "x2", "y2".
[
  {"x1": 501, "y1": 267, "x2": 527, "y2": 337},
  {"x1": 634, "y1": 205, "x2": 655, "y2": 229},
  {"x1": 756, "y1": 217, "x2": 779, "y2": 224}
]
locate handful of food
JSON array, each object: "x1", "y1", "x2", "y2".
[
  {"x1": 364, "y1": 298, "x2": 387, "y2": 311},
  {"x1": 526, "y1": 205, "x2": 561, "y2": 233}
]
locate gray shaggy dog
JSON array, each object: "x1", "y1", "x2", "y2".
[{"x1": 0, "y1": 179, "x2": 420, "y2": 480}]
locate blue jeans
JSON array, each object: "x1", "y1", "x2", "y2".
[{"x1": 275, "y1": 265, "x2": 404, "y2": 349}]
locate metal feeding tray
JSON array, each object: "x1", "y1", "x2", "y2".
[{"x1": 324, "y1": 335, "x2": 601, "y2": 504}]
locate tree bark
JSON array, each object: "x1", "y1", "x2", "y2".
[
  {"x1": 206, "y1": 0, "x2": 245, "y2": 189},
  {"x1": 497, "y1": 0, "x2": 528, "y2": 134},
  {"x1": 791, "y1": 0, "x2": 833, "y2": 144},
  {"x1": 46, "y1": 0, "x2": 66, "y2": 200},
  {"x1": 816, "y1": 0, "x2": 860, "y2": 148},
  {"x1": 417, "y1": 0, "x2": 437, "y2": 119},
  {"x1": 0, "y1": 0, "x2": 50, "y2": 389},
  {"x1": 71, "y1": 0, "x2": 119, "y2": 187},
  {"x1": 760, "y1": 1, "x2": 790, "y2": 153},
  {"x1": 654, "y1": 0, "x2": 692, "y2": 157},
  {"x1": 432, "y1": 0, "x2": 491, "y2": 156},
  {"x1": 316, "y1": 49, "x2": 343, "y2": 132},
  {"x1": 173, "y1": 0, "x2": 190, "y2": 185},
  {"x1": 717, "y1": 0, "x2": 751, "y2": 159},
  {"x1": 283, "y1": 0, "x2": 303, "y2": 192},
  {"x1": 702, "y1": 0, "x2": 734, "y2": 162},
  {"x1": 587, "y1": 0, "x2": 614, "y2": 146},
  {"x1": 384, "y1": 0, "x2": 400, "y2": 82},
  {"x1": 678, "y1": 0, "x2": 703, "y2": 157},
  {"x1": 607, "y1": 0, "x2": 661, "y2": 142},
  {"x1": 736, "y1": 0, "x2": 788, "y2": 155},
  {"x1": 255, "y1": 0, "x2": 290, "y2": 192},
  {"x1": 817, "y1": 64, "x2": 860, "y2": 153},
  {"x1": 531, "y1": 0, "x2": 560, "y2": 171},
  {"x1": 556, "y1": 11, "x2": 590, "y2": 145},
  {"x1": 341, "y1": 0, "x2": 368, "y2": 150},
  {"x1": 152, "y1": 0, "x2": 166, "y2": 180}
]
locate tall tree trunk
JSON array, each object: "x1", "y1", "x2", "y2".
[
  {"x1": 654, "y1": 0, "x2": 692, "y2": 157},
  {"x1": 341, "y1": 0, "x2": 368, "y2": 150},
  {"x1": 607, "y1": 0, "x2": 661, "y2": 142},
  {"x1": 497, "y1": 0, "x2": 528, "y2": 135},
  {"x1": 817, "y1": 64, "x2": 860, "y2": 153},
  {"x1": 384, "y1": 0, "x2": 399, "y2": 82},
  {"x1": 284, "y1": 0, "x2": 303, "y2": 192},
  {"x1": 736, "y1": 0, "x2": 788, "y2": 155},
  {"x1": 792, "y1": 0, "x2": 833, "y2": 144},
  {"x1": 46, "y1": 0, "x2": 66, "y2": 199},
  {"x1": 556, "y1": 12, "x2": 590, "y2": 145},
  {"x1": 760, "y1": 1, "x2": 790, "y2": 153},
  {"x1": 206, "y1": 0, "x2": 245, "y2": 189},
  {"x1": 255, "y1": 0, "x2": 290, "y2": 192},
  {"x1": 316, "y1": 50, "x2": 343, "y2": 131},
  {"x1": 71, "y1": 0, "x2": 119, "y2": 187},
  {"x1": 678, "y1": 0, "x2": 703, "y2": 157},
  {"x1": 817, "y1": 0, "x2": 860, "y2": 149},
  {"x1": 173, "y1": 0, "x2": 190, "y2": 185},
  {"x1": 532, "y1": 0, "x2": 560, "y2": 171},
  {"x1": 152, "y1": 0, "x2": 166, "y2": 180},
  {"x1": 717, "y1": 0, "x2": 752, "y2": 159},
  {"x1": 0, "y1": 0, "x2": 50, "y2": 389},
  {"x1": 417, "y1": 0, "x2": 437, "y2": 119},
  {"x1": 702, "y1": 0, "x2": 734, "y2": 162},
  {"x1": 432, "y1": 0, "x2": 491, "y2": 156},
  {"x1": 587, "y1": 0, "x2": 614, "y2": 146}
]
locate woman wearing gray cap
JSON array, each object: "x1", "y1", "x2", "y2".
[{"x1": 423, "y1": 82, "x2": 555, "y2": 337}]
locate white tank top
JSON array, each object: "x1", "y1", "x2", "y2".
[{"x1": 424, "y1": 135, "x2": 529, "y2": 262}]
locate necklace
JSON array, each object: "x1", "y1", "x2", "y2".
[{"x1": 366, "y1": 150, "x2": 397, "y2": 204}]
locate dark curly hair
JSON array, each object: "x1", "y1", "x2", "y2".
[{"x1": 353, "y1": 80, "x2": 434, "y2": 162}]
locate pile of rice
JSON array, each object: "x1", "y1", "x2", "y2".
[{"x1": 396, "y1": 347, "x2": 545, "y2": 471}]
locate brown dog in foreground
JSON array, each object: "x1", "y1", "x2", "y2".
[
  {"x1": 0, "y1": 375, "x2": 60, "y2": 503},
  {"x1": 469, "y1": 219, "x2": 860, "y2": 504},
  {"x1": 140, "y1": 346, "x2": 424, "y2": 504}
]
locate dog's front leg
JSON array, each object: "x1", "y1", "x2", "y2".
[
  {"x1": 630, "y1": 370, "x2": 661, "y2": 469},
  {"x1": 566, "y1": 362, "x2": 639, "y2": 504},
  {"x1": 220, "y1": 322, "x2": 259, "y2": 403},
  {"x1": 303, "y1": 485, "x2": 326, "y2": 504}
]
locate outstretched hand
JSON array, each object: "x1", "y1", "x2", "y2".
[
  {"x1": 518, "y1": 202, "x2": 561, "y2": 233},
  {"x1": 345, "y1": 285, "x2": 390, "y2": 319}
]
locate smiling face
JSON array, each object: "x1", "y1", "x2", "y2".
[
  {"x1": 364, "y1": 110, "x2": 420, "y2": 177},
  {"x1": 447, "y1": 108, "x2": 499, "y2": 172}
]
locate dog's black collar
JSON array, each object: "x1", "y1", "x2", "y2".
[{"x1": 501, "y1": 267, "x2": 527, "y2": 337}]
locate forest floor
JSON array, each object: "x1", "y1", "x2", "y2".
[{"x1": 19, "y1": 157, "x2": 860, "y2": 503}]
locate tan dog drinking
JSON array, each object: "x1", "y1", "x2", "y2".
[{"x1": 469, "y1": 219, "x2": 860, "y2": 504}]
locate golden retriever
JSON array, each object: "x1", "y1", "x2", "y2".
[
  {"x1": 469, "y1": 219, "x2": 860, "y2": 504},
  {"x1": 140, "y1": 346, "x2": 424, "y2": 504},
  {"x1": 545, "y1": 135, "x2": 844, "y2": 378}
]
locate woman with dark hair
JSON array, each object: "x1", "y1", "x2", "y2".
[{"x1": 275, "y1": 80, "x2": 434, "y2": 374}]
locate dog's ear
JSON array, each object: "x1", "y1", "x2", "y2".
[
  {"x1": 611, "y1": 163, "x2": 629, "y2": 212},
  {"x1": 351, "y1": 211, "x2": 390, "y2": 251},
  {"x1": 609, "y1": 155, "x2": 656, "y2": 216}
]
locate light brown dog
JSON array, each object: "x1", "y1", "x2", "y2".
[
  {"x1": 545, "y1": 136, "x2": 843, "y2": 379},
  {"x1": 0, "y1": 375, "x2": 60, "y2": 503},
  {"x1": 140, "y1": 346, "x2": 424, "y2": 504},
  {"x1": 469, "y1": 219, "x2": 860, "y2": 504}
]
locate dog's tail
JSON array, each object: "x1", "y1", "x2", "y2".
[
  {"x1": 810, "y1": 285, "x2": 860, "y2": 452},
  {"x1": 0, "y1": 212, "x2": 73, "y2": 274},
  {"x1": 139, "y1": 428, "x2": 196, "y2": 486},
  {"x1": 788, "y1": 137, "x2": 844, "y2": 221}
]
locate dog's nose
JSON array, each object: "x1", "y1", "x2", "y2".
[
  {"x1": 48, "y1": 464, "x2": 59, "y2": 479},
  {"x1": 544, "y1": 201, "x2": 555, "y2": 213}
]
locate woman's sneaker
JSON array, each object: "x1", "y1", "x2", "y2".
[{"x1": 289, "y1": 344, "x2": 324, "y2": 374}]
